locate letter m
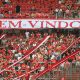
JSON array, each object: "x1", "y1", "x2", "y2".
[{"x1": 9, "y1": 21, "x2": 22, "y2": 28}]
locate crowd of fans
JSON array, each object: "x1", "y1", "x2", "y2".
[
  {"x1": 0, "y1": 0, "x2": 80, "y2": 19},
  {"x1": 0, "y1": 29, "x2": 80, "y2": 80},
  {"x1": 0, "y1": 0, "x2": 80, "y2": 80}
]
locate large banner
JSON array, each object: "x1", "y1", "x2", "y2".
[{"x1": 0, "y1": 19, "x2": 80, "y2": 29}]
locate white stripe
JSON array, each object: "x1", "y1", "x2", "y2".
[{"x1": 0, "y1": 34, "x2": 6, "y2": 39}]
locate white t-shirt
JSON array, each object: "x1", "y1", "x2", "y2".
[
  {"x1": 25, "y1": 32, "x2": 29, "y2": 38},
  {"x1": 5, "y1": 0, "x2": 9, "y2": 2}
]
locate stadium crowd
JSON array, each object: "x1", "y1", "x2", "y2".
[
  {"x1": 0, "y1": 29, "x2": 80, "y2": 80},
  {"x1": 0, "y1": 0, "x2": 80, "y2": 18},
  {"x1": 0, "y1": 0, "x2": 80, "y2": 80}
]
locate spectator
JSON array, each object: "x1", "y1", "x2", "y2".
[{"x1": 16, "y1": 5, "x2": 21, "y2": 13}]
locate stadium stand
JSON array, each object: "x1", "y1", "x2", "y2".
[
  {"x1": 0, "y1": 0, "x2": 80, "y2": 18},
  {"x1": 0, "y1": 0, "x2": 80, "y2": 80},
  {"x1": 0, "y1": 29, "x2": 80, "y2": 80}
]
